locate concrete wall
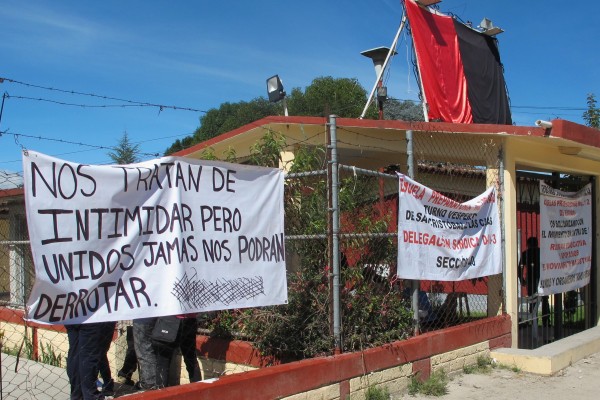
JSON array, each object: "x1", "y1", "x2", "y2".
[
  {"x1": 0, "y1": 307, "x2": 511, "y2": 399},
  {"x1": 123, "y1": 315, "x2": 511, "y2": 400}
]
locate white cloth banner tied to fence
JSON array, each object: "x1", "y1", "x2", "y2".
[
  {"x1": 539, "y1": 181, "x2": 592, "y2": 296},
  {"x1": 23, "y1": 151, "x2": 287, "y2": 325},
  {"x1": 397, "y1": 174, "x2": 501, "y2": 281}
]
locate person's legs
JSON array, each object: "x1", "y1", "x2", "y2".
[
  {"x1": 97, "y1": 322, "x2": 116, "y2": 393},
  {"x1": 179, "y1": 318, "x2": 201, "y2": 382},
  {"x1": 542, "y1": 296, "x2": 551, "y2": 326},
  {"x1": 153, "y1": 340, "x2": 176, "y2": 388},
  {"x1": 118, "y1": 325, "x2": 137, "y2": 383},
  {"x1": 132, "y1": 318, "x2": 157, "y2": 390},
  {"x1": 78, "y1": 323, "x2": 110, "y2": 400},
  {"x1": 66, "y1": 324, "x2": 83, "y2": 400}
]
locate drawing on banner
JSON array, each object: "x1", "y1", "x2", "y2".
[
  {"x1": 397, "y1": 174, "x2": 501, "y2": 281},
  {"x1": 538, "y1": 181, "x2": 592, "y2": 296},
  {"x1": 172, "y1": 267, "x2": 266, "y2": 309},
  {"x1": 23, "y1": 151, "x2": 287, "y2": 324}
]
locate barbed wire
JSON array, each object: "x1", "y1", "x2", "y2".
[
  {"x1": 0, "y1": 77, "x2": 207, "y2": 114},
  {"x1": 0, "y1": 129, "x2": 160, "y2": 158}
]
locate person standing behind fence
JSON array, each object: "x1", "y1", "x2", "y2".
[
  {"x1": 518, "y1": 236, "x2": 550, "y2": 324},
  {"x1": 153, "y1": 314, "x2": 201, "y2": 388},
  {"x1": 97, "y1": 328, "x2": 115, "y2": 395},
  {"x1": 66, "y1": 321, "x2": 116, "y2": 400},
  {"x1": 132, "y1": 317, "x2": 158, "y2": 390},
  {"x1": 116, "y1": 325, "x2": 137, "y2": 386}
]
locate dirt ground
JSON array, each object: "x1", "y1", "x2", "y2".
[{"x1": 395, "y1": 351, "x2": 600, "y2": 400}]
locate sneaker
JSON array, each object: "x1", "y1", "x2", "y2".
[
  {"x1": 102, "y1": 378, "x2": 115, "y2": 393},
  {"x1": 134, "y1": 381, "x2": 155, "y2": 391},
  {"x1": 93, "y1": 390, "x2": 114, "y2": 400},
  {"x1": 117, "y1": 376, "x2": 135, "y2": 386}
]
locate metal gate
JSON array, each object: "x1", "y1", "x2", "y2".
[{"x1": 516, "y1": 170, "x2": 596, "y2": 349}]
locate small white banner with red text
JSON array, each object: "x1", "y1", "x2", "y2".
[
  {"x1": 397, "y1": 174, "x2": 501, "y2": 281},
  {"x1": 539, "y1": 181, "x2": 592, "y2": 296}
]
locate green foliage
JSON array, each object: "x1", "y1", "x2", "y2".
[
  {"x1": 165, "y1": 136, "x2": 195, "y2": 155},
  {"x1": 287, "y1": 76, "x2": 375, "y2": 118},
  {"x1": 164, "y1": 97, "x2": 278, "y2": 155},
  {"x1": 108, "y1": 131, "x2": 140, "y2": 164},
  {"x1": 384, "y1": 98, "x2": 425, "y2": 121},
  {"x1": 463, "y1": 355, "x2": 493, "y2": 374},
  {"x1": 462, "y1": 355, "x2": 521, "y2": 374},
  {"x1": 248, "y1": 130, "x2": 287, "y2": 168},
  {"x1": 408, "y1": 369, "x2": 449, "y2": 396},
  {"x1": 194, "y1": 98, "x2": 278, "y2": 142},
  {"x1": 39, "y1": 341, "x2": 62, "y2": 367},
  {"x1": 204, "y1": 133, "x2": 413, "y2": 360},
  {"x1": 163, "y1": 75, "x2": 389, "y2": 156},
  {"x1": 1, "y1": 332, "x2": 61, "y2": 368},
  {"x1": 365, "y1": 384, "x2": 390, "y2": 400},
  {"x1": 198, "y1": 147, "x2": 218, "y2": 160},
  {"x1": 1, "y1": 335, "x2": 33, "y2": 361},
  {"x1": 583, "y1": 93, "x2": 600, "y2": 129}
]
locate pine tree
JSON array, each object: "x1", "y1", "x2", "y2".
[
  {"x1": 583, "y1": 93, "x2": 600, "y2": 129},
  {"x1": 108, "y1": 131, "x2": 140, "y2": 164}
]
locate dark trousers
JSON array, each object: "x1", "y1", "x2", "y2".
[
  {"x1": 133, "y1": 318, "x2": 158, "y2": 389},
  {"x1": 66, "y1": 322, "x2": 116, "y2": 400},
  {"x1": 118, "y1": 326, "x2": 138, "y2": 379},
  {"x1": 153, "y1": 317, "x2": 201, "y2": 387},
  {"x1": 180, "y1": 317, "x2": 201, "y2": 382},
  {"x1": 98, "y1": 325, "x2": 114, "y2": 384}
]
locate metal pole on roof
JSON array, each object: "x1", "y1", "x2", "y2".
[
  {"x1": 328, "y1": 114, "x2": 342, "y2": 353},
  {"x1": 359, "y1": 14, "x2": 407, "y2": 119},
  {"x1": 0, "y1": 92, "x2": 7, "y2": 129}
]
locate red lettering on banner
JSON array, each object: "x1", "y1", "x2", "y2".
[
  {"x1": 400, "y1": 180, "x2": 425, "y2": 200},
  {"x1": 403, "y1": 230, "x2": 451, "y2": 248}
]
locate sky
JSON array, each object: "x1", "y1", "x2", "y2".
[{"x1": 1, "y1": 0, "x2": 598, "y2": 184}]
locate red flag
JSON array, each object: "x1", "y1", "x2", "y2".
[{"x1": 405, "y1": 0, "x2": 511, "y2": 125}]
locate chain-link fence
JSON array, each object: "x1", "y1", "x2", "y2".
[
  {"x1": 409, "y1": 128, "x2": 503, "y2": 330},
  {"x1": 0, "y1": 122, "x2": 505, "y2": 398},
  {"x1": 204, "y1": 123, "x2": 503, "y2": 358}
]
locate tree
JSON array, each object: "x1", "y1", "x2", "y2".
[
  {"x1": 164, "y1": 77, "x2": 382, "y2": 155},
  {"x1": 583, "y1": 93, "x2": 600, "y2": 129},
  {"x1": 164, "y1": 98, "x2": 278, "y2": 155},
  {"x1": 108, "y1": 131, "x2": 140, "y2": 164},
  {"x1": 164, "y1": 76, "x2": 429, "y2": 156},
  {"x1": 287, "y1": 76, "x2": 377, "y2": 118},
  {"x1": 384, "y1": 98, "x2": 425, "y2": 121}
]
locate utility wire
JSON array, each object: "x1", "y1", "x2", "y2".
[
  {"x1": 0, "y1": 129, "x2": 160, "y2": 158},
  {"x1": 0, "y1": 77, "x2": 207, "y2": 113}
]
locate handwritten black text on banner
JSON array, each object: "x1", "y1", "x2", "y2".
[
  {"x1": 23, "y1": 151, "x2": 287, "y2": 324},
  {"x1": 539, "y1": 181, "x2": 592, "y2": 295},
  {"x1": 397, "y1": 174, "x2": 501, "y2": 281}
]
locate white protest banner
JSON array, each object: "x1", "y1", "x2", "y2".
[
  {"x1": 539, "y1": 181, "x2": 592, "y2": 296},
  {"x1": 23, "y1": 151, "x2": 287, "y2": 324},
  {"x1": 397, "y1": 174, "x2": 501, "y2": 281}
]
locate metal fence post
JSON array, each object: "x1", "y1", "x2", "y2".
[
  {"x1": 499, "y1": 146, "x2": 506, "y2": 314},
  {"x1": 328, "y1": 115, "x2": 342, "y2": 353},
  {"x1": 406, "y1": 129, "x2": 420, "y2": 335}
]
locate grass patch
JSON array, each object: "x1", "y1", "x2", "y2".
[
  {"x1": 463, "y1": 355, "x2": 493, "y2": 374},
  {"x1": 365, "y1": 385, "x2": 390, "y2": 400},
  {"x1": 408, "y1": 369, "x2": 448, "y2": 396},
  {"x1": 496, "y1": 361, "x2": 521, "y2": 373},
  {"x1": 463, "y1": 355, "x2": 520, "y2": 374}
]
